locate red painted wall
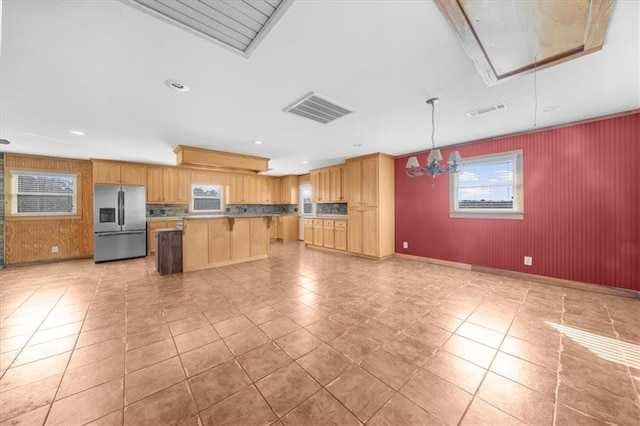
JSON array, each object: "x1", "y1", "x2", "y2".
[{"x1": 395, "y1": 113, "x2": 640, "y2": 291}]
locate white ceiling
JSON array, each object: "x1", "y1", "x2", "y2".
[{"x1": 1, "y1": 0, "x2": 638, "y2": 176}]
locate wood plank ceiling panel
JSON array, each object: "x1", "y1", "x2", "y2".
[
  {"x1": 434, "y1": 0, "x2": 614, "y2": 85},
  {"x1": 127, "y1": 0, "x2": 292, "y2": 57}
]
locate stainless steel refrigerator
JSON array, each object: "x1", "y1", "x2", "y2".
[{"x1": 94, "y1": 185, "x2": 147, "y2": 262}]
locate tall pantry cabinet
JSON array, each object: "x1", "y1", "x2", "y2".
[{"x1": 346, "y1": 153, "x2": 394, "y2": 259}]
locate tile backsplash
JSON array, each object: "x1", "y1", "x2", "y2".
[
  {"x1": 146, "y1": 204, "x2": 189, "y2": 217},
  {"x1": 226, "y1": 204, "x2": 297, "y2": 215},
  {"x1": 317, "y1": 202, "x2": 347, "y2": 215}
]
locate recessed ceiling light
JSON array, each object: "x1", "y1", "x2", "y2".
[
  {"x1": 353, "y1": 144, "x2": 362, "y2": 147},
  {"x1": 302, "y1": 160, "x2": 308, "y2": 164},
  {"x1": 69, "y1": 130, "x2": 85, "y2": 136},
  {"x1": 254, "y1": 140, "x2": 263, "y2": 145},
  {"x1": 165, "y1": 79, "x2": 189, "y2": 92}
]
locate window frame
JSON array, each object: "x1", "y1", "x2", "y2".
[
  {"x1": 191, "y1": 183, "x2": 224, "y2": 213},
  {"x1": 9, "y1": 170, "x2": 80, "y2": 217},
  {"x1": 449, "y1": 150, "x2": 524, "y2": 220}
]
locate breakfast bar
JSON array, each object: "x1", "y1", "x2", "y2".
[{"x1": 182, "y1": 215, "x2": 273, "y2": 272}]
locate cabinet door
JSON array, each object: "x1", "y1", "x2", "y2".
[
  {"x1": 147, "y1": 221, "x2": 167, "y2": 255},
  {"x1": 361, "y1": 157, "x2": 379, "y2": 207},
  {"x1": 244, "y1": 175, "x2": 258, "y2": 204},
  {"x1": 319, "y1": 170, "x2": 329, "y2": 202},
  {"x1": 346, "y1": 161, "x2": 362, "y2": 206},
  {"x1": 334, "y1": 222, "x2": 347, "y2": 251},
  {"x1": 208, "y1": 219, "x2": 231, "y2": 264},
  {"x1": 250, "y1": 218, "x2": 268, "y2": 257},
  {"x1": 270, "y1": 178, "x2": 281, "y2": 204},
  {"x1": 310, "y1": 172, "x2": 320, "y2": 203},
  {"x1": 256, "y1": 177, "x2": 268, "y2": 204},
  {"x1": 228, "y1": 174, "x2": 244, "y2": 204},
  {"x1": 147, "y1": 167, "x2": 164, "y2": 203},
  {"x1": 183, "y1": 221, "x2": 209, "y2": 271},
  {"x1": 277, "y1": 217, "x2": 284, "y2": 240},
  {"x1": 176, "y1": 169, "x2": 191, "y2": 204},
  {"x1": 269, "y1": 217, "x2": 278, "y2": 239},
  {"x1": 162, "y1": 168, "x2": 178, "y2": 203},
  {"x1": 288, "y1": 175, "x2": 299, "y2": 204},
  {"x1": 329, "y1": 167, "x2": 344, "y2": 202},
  {"x1": 121, "y1": 164, "x2": 147, "y2": 186},
  {"x1": 347, "y1": 207, "x2": 362, "y2": 254},
  {"x1": 322, "y1": 221, "x2": 334, "y2": 248},
  {"x1": 304, "y1": 220, "x2": 313, "y2": 244},
  {"x1": 312, "y1": 219, "x2": 323, "y2": 246},
  {"x1": 266, "y1": 178, "x2": 277, "y2": 204},
  {"x1": 93, "y1": 162, "x2": 121, "y2": 184},
  {"x1": 231, "y1": 219, "x2": 251, "y2": 259},
  {"x1": 361, "y1": 207, "x2": 379, "y2": 257}
]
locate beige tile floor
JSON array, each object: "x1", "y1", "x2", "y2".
[{"x1": 1, "y1": 242, "x2": 639, "y2": 425}]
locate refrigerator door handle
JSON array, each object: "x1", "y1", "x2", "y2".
[
  {"x1": 121, "y1": 190, "x2": 125, "y2": 226},
  {"x1": 98, "y1": 231, "x2": 145, "y2": 237}
]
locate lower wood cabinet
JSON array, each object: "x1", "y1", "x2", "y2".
[
  {"x1": 305, "y1": 218, "x2": 348, "y2": 252},
  {"x1": 147, "y1": 220, "x2": 178, "y2": 255},
  {"x1": 183, "y1": 217, "x2": 269, "y2": 272}
]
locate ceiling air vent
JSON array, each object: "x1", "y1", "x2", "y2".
[
  {"x1": 126, "y1": 0, "x2": 293, "y2": 57},
  {"x1": 284, "y1": 92, "x2": 355, "y2": 124},
  {"x1": 466, "y1": 102, "x2": 508, "y2": 117}
]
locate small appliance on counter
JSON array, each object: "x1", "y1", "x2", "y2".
[{"x1": 94, "y1": 185, "x2": 147, "y2": 262}]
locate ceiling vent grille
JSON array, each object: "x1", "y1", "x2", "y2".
[
  {"x1": 284, "y1": 92, "x2": 355, "y2": 124},
  {"x1": 126, "y1": 0, "x2": 293, "y2": 57},
  {"x1": 466, "y1": 102, "x2": 508, "y2": 117}
]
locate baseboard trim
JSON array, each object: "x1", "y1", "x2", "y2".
[{"x1": 393, "y1": 253, "x2": 639, "y2": 299}]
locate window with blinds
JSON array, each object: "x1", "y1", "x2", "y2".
[
  {"x1": 449, "y1": 150, "x2": 523, "y2": 219},
  {"x1": 11, "y1": 171, "x2": 78, "y2": 215},
  {"x1": 192, "y1": 184, "x2": 224, "y2": 212}
]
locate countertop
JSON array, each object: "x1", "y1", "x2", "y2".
[{"x1": 147, "y1": 213, "x2": 299, "y2": 222}]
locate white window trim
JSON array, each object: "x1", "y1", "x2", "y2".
[
  {"x1": 10, "y1": 170, "x2": 78, "y2": 216},
  {"x1": 449, "y1": 150, "x2": 524, "y2": 220},
  {"x1": 191, "y1": 183, "x2": 224, "y2": 213}
]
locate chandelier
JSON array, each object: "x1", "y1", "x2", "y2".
[{"x1": 405, "y1": 98, "x2": 462, "y2": 183}]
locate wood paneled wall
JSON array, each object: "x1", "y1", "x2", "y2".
[{"x1": 4, "y1": 154, "x2": 93, "y2": 264}]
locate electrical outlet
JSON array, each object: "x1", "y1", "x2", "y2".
[
  {"x1": 52, "y1": 246, "x2": 59, "y2": 253},
  {"x1": 524, "y1": 256, "x2": 532, "y2": 266},
  {"x1": 403, "y1": 242, "x2": 408, "y2": 249}
]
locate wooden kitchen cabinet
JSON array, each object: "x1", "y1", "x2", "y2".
[
  {"x1": 228, "y1": 173, "x2": 259, "y2": 204},
  {"x1": 334, "y1": 220, "x2": 348, "y2": 251},
  {"x1": 267, "y1": 177, "x2": 279, "y2": 204},
  {"x1": 303, "y1": 219, "x2": 313, "y2": 244},
  {"x1": 329, "y1": 166, "x2": 345, "y2": 202},
  {"x1": 147, "y1": 166, "x2": 189, "y2": 204},
  {"x1": 346, "y1": 153, "x2": 394, "y2": 259},
  {"x1": 312, "y1": 219, "x2": 323, "y2": 246},
  {"x1": 147, "y1": 220, "x2": 178, "y2": 255},
  {"x1": 277, "y1": 215, "x2": 299, "y2": 242},
  {"x1": 93, "y1": 160, "x2": 146, "y2": 186},
  {"x1": 322, "y1": 220, "x2": 335, "y2": 248},
  {"x1": 279, "y1": 175, "x2": 299, "y2": 204}
]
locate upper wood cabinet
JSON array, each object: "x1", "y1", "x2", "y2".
[
  {"x1": 279, "y1": 175, "x2": 299, "y2": 204},
  {"x1": 147, "y1": 166, "x2": 190, "y2": 204},
  {"x1": 312, "y1": 165, "x2": 345, "y2": 203},
  {"x1": 228, "y1": 173, "x2": 260, "y2": 204},
  {"x1": 93, "y1": 160, "x2": 146, "y2": 186}
]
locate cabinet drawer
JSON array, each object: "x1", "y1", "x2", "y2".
[
  {"x1": 313, "y1": 219, "x2": 324, "y2": 226},
  {"x1": 322, "y1": 220, "x2": 334, "y2": 227},
  {"x1": 334, "y1": 220, "x2": 347, "y2": 228},
  {"x1": 304, "y1": 219, "x2": 314, "y2": 226}
]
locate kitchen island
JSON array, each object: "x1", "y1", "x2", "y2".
[{"x1": 182, "y1": 215, "x2": 273, "y2": 272}]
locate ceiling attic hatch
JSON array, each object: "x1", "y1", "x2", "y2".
[
  {"x1": 125, "y1": 0, "x2": 294, "y2": 57},
  {"x1": 284, "y1": 92, "x2": 355, "y2": 124}
]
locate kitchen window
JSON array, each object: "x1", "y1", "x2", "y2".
[
  {"x1": 192, "y1": 184, "x2": 224, "y2": 212},
  {"x1": 449, "y1": 150, "x2": 523, "y2": 219},
  {"x1": 10, "y1": 171, "x2": 78, "y2": 216}
]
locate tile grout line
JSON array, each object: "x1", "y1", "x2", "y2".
[
  {"x1": 455, "y1": 284, "x2": 530, "y2": 426},
  {"x1": 551, "y1": 291, "x2": 566, "y2": 426}
]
